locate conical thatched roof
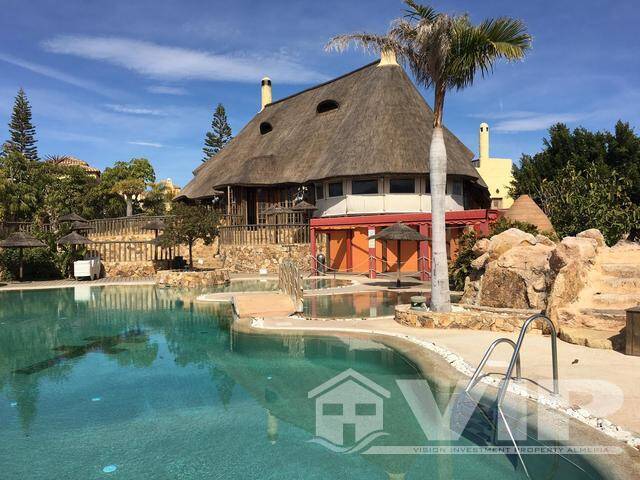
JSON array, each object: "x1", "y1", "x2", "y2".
[
  {"x1": 263, "y1": 205, "x2": 294, "y2": 215},
  {"x1": 71, "y1": 221, "x2": 95, "y2": 231},
  {"x1": 59, "y1": 213, "x2": 87, "y2": 223},
  {"x1": 177, "y1": 60, "x2": 487, "y2": 200},
  {"x1": 504, "y1": 195, "x2": 555, "y2": 233},
  {"x1": 0, "y1": 232, "x2": 47, "y2": 248},
  {"x1": 291, "y1": 201, "x2": 317, "y2": 211},
  {"x1": 57, "y1": 232, "x2": 92, "y2": 245},
  {"x1": 141, "y1": 219, "x2": 167, "y2": 231},
  {"x1": 370, "y1": 222, "x2": 429, "y2": 241}
]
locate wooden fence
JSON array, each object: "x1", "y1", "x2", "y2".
[
  {"x1": 89, "y1": 215, "x2": 170, "y2": 236},
  {"x1": 219, "y1": 223, "x2": 310, "y2": 245},
  {"x1": 89, "y1": 241, "x2": 181, "y2": 262},
  {"x1": 0, "y1": 221, "x2": 53, "y2": 237},
  {"x1": 278, "y1": 259, "x2": 304, "y2": 313}
]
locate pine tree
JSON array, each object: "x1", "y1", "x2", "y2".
[
  {"x1": 5, "y1": 88, "x2": 38, "y2": 161},
  {"x1": 202, "y1": 103, "x2": 232, "y2": 162}
]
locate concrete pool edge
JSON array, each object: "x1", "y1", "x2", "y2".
[{"x1": 235, "y1": 316, "x2": 640, "y2": 479}]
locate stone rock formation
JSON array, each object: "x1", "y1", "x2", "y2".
[{"x1": 462, "y1": 227, "x2": 640, "y2": 350}]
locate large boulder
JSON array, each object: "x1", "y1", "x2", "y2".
[
  {"x1": 576, "y1": 228, "x2": 606, "y2": 249},
  {"x1": 486, "y1": 228, "x2": 537, "y2": 260}
]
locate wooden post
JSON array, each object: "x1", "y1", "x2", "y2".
[{"x1": 310, "y1": 227, "x2": 317, "y2": 275}]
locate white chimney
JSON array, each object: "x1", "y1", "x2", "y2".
[{"x1": 261, "y1": 77, "x2": 272, "y2": 111}]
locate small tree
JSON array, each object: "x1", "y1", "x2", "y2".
[
  {"x1": 0, "y1": 150, "x2": 41, "y2": 221},
  {"x1": 112, "y1": 178, "x2": 146, "y2": 217},
  {"x1": 538, "y1": 163, "x2": 639, "y2": 245},
  {"x1": 202, "y1": 103, "x2": 233, "y2": 162},
  {"x1": 163, "y1": 203, "x2": 219, "y2": 269},
  {"x1": 5, "y1": 88, "x2": 38, "y2": 161}
]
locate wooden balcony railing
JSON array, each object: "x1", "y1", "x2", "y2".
[
  {"x1": 219, "y1": 223, "x2": 310, "y2": 245},
  {"x1": 89, "y1": 241, "x2": 181, "y2": 262}
]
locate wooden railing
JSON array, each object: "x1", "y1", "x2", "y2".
[
  {"x1": 89, "y1": 215, "x2": 170, "y2": 236},
  {"x1": 89, "y1": 241, "x2": 181, "y2": 262},
  {"x1": 219, "y1": 223, "x2": 310, "y2": 245},
  {"x1": 278, "y1": 259, "x2": 304, "y2": 313}
]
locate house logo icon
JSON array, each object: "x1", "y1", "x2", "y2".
[{"x1": 307, "y1": 368, "x2": 390, "y2": 453}]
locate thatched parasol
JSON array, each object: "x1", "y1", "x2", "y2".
[
  {"x1": 503, "y1": 195, "x2": 555, "y2": 233},
  {"x1": 70, "y1": 221, "x2": 95, "y2": 232},
  {"x1": 57, "y1": 231, "x2": 92, "y2": 245},
  {"x1": 141, "y1": 219, "x2": 167, "y2": 233},
  {"x1": 0, "y1": 232, "x2": 47, "y2": 281},
  {"x1": 370, "y1": 222, "x2": 429, "y2": 288},
  {"x1": 291, "y1": 201, "x2": 317, "y2": 211},
  {"x1": 58, "y1": 213, "x2": 87, "y2": 223}
]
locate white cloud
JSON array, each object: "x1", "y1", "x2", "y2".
[
  {"x1": 128, "y1": 141, "x2": 164, "y2": 148},
  {"x1": 147, "y1": 85, "x2": 188, "y2": 95},
  {"x1": 0, "y1": 53, "x2": 121, "y2": 98},
  {"x1": 43, "y1": 36, "x2": 328, "y2": 84},
  {"x1": 493, "y1": 113, "x2": 584, "y2": 132},
  {"x1": 105, "y1": 104, "x2": 166, "y2": 116}
]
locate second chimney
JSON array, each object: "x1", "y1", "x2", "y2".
[{"x1": 261, "y1": 77, "x2": 272, "y2": 111}]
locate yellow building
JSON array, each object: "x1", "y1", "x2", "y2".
[{"x1": 473, "y1": 123, "x2": 514, "y2": 209}]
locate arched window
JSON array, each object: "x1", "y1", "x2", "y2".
[
  {"x1": 316, "y1": 99, "x2": 339, "y2": 114},
  {"x1": 260, "y1": 122, "x2": 273, "y2": 135}
]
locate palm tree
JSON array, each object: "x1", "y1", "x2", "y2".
[{"x1": 327, "y1": 1, "x2": 531, "y2": 312}]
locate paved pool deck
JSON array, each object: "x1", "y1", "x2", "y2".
[{"x1": 251, "y1": 314, "x2": 640, "y2": 438}]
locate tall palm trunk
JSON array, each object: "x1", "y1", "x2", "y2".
[{"x1": 429, "y1": 87, "x2": 451, "y2": 312}]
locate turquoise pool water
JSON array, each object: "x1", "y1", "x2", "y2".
[
  {"x1": 201, "y1": 278, "x2": 352, "y2": 294},
  {"x1": 304, "y1": 291, "x2": 426, "y2": 318},
  {"x1": 0, "y1": 286, "x2": 605, "y2": 479}
]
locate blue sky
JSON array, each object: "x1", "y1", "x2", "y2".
[{"x1": 1, "y1": 0, "x2": 639, "y2": 186}]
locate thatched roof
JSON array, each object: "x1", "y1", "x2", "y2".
[
  {"x1": 141, "y1": 219, "x2": 167, "y2": 231},
  {"x1": 59, "y1": 213, "x2": 88, "y2": 223},
  {"x1": 291, "y1": 201, "x2": 317, "y2": 211},
  {"x1": 71, "y1": 221, "x2": 95, "y2": 231},
  {"x1": 57, "y1": 232, "x2": 92, "y2": 245},
  {"x1": 504, "y1": 195, "x2": 555, "y2": 233},
  {"x1": 178, "y1": 60, "x2": 486, "y2": 200},
  {"x1": 0, "y1": 232, "x2": 47, "y2": 248},
  {"x1": 46, "y1": 156, "x2": 101, "y2": 176},
  {"x1": 370, "y1": 222, "x2": 429, "y2": 241}
]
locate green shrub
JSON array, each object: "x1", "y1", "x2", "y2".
[
  {"x1": 489, "y1": 217, "x2": 539, "y2": 236},
  {"x1": 449, "y1": 229, "x2": 480, "y2": 291}
]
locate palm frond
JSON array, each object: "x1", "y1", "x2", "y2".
[
  {"x1": 477, "y1": 17, "x2": 532, "y2": 59},
  {"x1": 403, "y1": 0, "x2": 439, "y2": 22},
  {"x1": 325, "y1": 33, "x2": 396, "y2": 54}
]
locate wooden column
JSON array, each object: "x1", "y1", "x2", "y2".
[
  {"x1": 368, "y1": 226, "x2": 377, "y2": 279},
  {"x1": 420, "y1": 223, "x2": 430, "y2": 281},
  {"x1": 346, "y1": 229, "x2": 353, "y2": 272},
  {"x1": 310, "y1": 227, "x2": 317, "y2": 275}
]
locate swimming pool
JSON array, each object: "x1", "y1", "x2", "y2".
[
  {"x1": 0, "y1": 286, "x2": 607, "y2": 479},
  {"x1": 201, "y1": 277, "x2": 352, "y2": 294},
  {"x1": 304, "y1": 291, "x2": 427, "y2": 318}
]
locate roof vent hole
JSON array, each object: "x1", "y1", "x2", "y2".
[
  {"x1": 316, "y1": 100, "x2": 339, "y2": 114},
  {"x1": 260, "y1": 122, "x2": 273, "y2": 135}
]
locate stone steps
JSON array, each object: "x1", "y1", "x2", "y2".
[
  {"x1": 600, "y1": 263, "x2": 640, "y2": 278},
  {"x1": 558, "y1": 307, "x2": 626, "y2": 331},
  {"x1": 591, "y1": 292, "x2": 640, "y2": 308},
  {"x1": 558, "y1": 326, "x2": 624, "y2": 351},
  {"x1": 597, "y1": 276, "x2": 640, "y2": 291}
]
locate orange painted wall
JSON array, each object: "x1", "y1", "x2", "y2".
[
  {"x1": 351, "y1": 228, "x2": 370, "y2": 273},
  {"x1": 329, "y1": 231, "x2": 348, "y2": 271},
  {"x1": 384, "y1": 240, "x2": 419, "y2": 272}
]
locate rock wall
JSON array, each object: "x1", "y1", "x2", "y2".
[
  {"x1": 102, "y1": 261, "x2": 156, "y2": 278},
  {"x1": 220, "y1": 244, "x2": 311, "y2": 273},
  {"x1": 155, "y1": 269, "x2": 229, "y2": 288},
  {"x1": 396, "y1": 304, "x2": 538, "y2": 333}
]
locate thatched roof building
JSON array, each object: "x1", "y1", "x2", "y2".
[
  {"x1": 504, "y1": 195, "x2": 555, "y2": 233},
  {"x1": 178, "y1": 59, "x2": 487, "y2": 200},
  {"x1": 46, "y1": 156, "x2": 101, "y2": 178}
]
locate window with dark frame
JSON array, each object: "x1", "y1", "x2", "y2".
[
  {"x1": 315, "y1": 184, "x2": 324, "y2": 200},
  {"x1": 424, "y1": 177, "x2": 431, "y2": 194},
  {"x1": 389, "y1": 178, "x2": 415, "y2": 194},
  {"x1": 351, "y1": 179, "x2": 379, "y2": 195},
  {"x1": 450, "y1": 180, "x2": 463, "y2": 196},
  {"x1": 328, "y1": 181, "x2": 344, "y2": 197}
]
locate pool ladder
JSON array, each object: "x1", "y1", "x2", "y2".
[{"x1": 464, "y1": 313, "x2": 560, "y2": 479}]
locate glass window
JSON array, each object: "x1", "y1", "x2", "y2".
[
  {"x1": 389, "y1": 178, "x2": 415, "y2": 194},
  {"x1": 315, "y1": 184, "x2": 324, "y2": 200},
  {"x1": 450, "y1": 180, "x2": 463, "y2": 196},
  {"x1": 352, "y1": 179, "x2": 378, "y2": 195},
  {"x1": 328, "y1": 181, "x2": 343, "y2": 197},
  {"x1": 424, "y1": 177, "x2": 431, "y2": 194}
]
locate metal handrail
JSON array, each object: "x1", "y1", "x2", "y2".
[
  {"x1": 465, "y1": 338, "x2": 522, "y2": 393},
  {"x1": 496, "y1": 313, "x2": 559, "y2": 406}
]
